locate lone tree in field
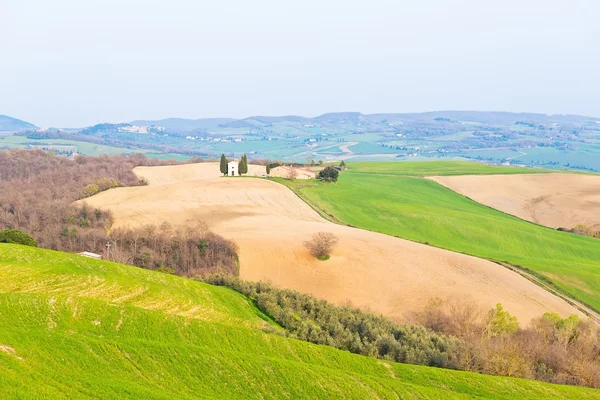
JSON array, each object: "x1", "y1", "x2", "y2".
[
  {"x1": 304, "y1": 232, "x2": 339, "y2": 260},
  {"x1": 339, "y1": 160, "x2": 346, "y2": 170},
  {"x1": 318, "y1": 166, "x2": 339, "y2": 182},
  {"x1": 220, "y1": 154, "x2": 228, "y2": 175},
  {"x1": 266, "y1": 161, "x2": 271, "y2": 176},
  {"x1": 286, "y1": 167, "x2": 298, "y2": 180}
]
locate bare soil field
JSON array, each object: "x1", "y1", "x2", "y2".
[
  {"x1": 430, "y1": 173, "x2": 600, "y2": 230},
  {"x1": 82, "y1": 163, "x2": 583, "y2": 323},
  {"x1": 269, "y1": 166, "x2": 316, "y2": 179}
]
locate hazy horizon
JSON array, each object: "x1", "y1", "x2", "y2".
[{"x1": 1, "y1": 0, "x2": 597, "y2": 127}]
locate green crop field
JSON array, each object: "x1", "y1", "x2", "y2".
[
  {"x1": 277, "y1": 161, "x2": 600, "y2": 314},
  {"x1": 1, "y1": 244, "x2": 598, "y2": 399}
]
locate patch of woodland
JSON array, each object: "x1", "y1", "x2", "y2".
[
  {"x1": 206, "y1": 276, "x2": 600, "y2": 389},
  {"x1": 0, "y1": 149, "x2": 239, "y2": 276},
  {"x1": 411, "y1": 297, "x2": 600, "y2": 388}
]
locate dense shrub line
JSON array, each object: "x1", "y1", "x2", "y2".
[
  {"x1": 204, "y1": 275, "x2": 462, "y2": 368},
  {"x1": 206, "y1": 276, "x2": 600, "y2": 389},
  {"x1": 0, "y1": 149, "x2": 239, "y2": 276}
]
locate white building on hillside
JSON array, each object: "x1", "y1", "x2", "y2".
[{"x1": 227, "y1": 160, "x2": 238, "y2": 176}]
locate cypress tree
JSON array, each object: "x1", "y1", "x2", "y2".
[
  {"x1": 266, "y1": 161, "x2": 271, "y2": 175},
  {"x1": 239, "y1": 154, "x2": 248, "y2": 175},
  {"x1": 220, "y1": 154, "x2": 228, "y2": 175}
]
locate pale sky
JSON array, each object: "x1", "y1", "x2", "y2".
[{"x1": 0, "y1": 0, "x2": 598, "y2": 127}]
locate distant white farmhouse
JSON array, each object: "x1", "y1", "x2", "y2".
[{"x1": 227, "y1": 160, "x2": 238, "y2": 176}]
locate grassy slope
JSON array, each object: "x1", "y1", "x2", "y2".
[
  {"x1": 0, "y1": 245, "x2": 598, "y2": 399},
  {"x1": 278, "y1": 162, "x2": 600, "y2": 314}
]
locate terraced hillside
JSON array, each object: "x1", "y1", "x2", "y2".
[
  {"x1": 279, "y1": 162, "x2": 600, "y2": 314},
  {"x1": 1, "y1": 244, "x2": 599, "y2": 399}
]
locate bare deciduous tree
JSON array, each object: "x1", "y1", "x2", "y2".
[
  {"x1": 304, "y1": 232, "x2": 339, "y2": 260},
  {"x1": 286, "y1": 167, "x2": 298, "y2": 180}
]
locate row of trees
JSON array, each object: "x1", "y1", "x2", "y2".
[
  {"x1": 0, "y1": 149, "x2": 239, "y2": 277},
  {"x1": 204, "y1": 276, "x2": 460, "y2": 369}
]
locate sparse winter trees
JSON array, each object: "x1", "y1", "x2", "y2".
[
  {"x1": 411, "y1": 297, "x2": 600, "y2": 387},
  {"x1": 286, "y1": 167, "x2": 298, "y2": 180},
  {"x1": 304, "y1": 232, "x2": 339, "y2": 260},
  {"x1": 0, "y1": 149, "x2": 239, "y2": 277},
  {"x1": 220, "y1": 154, "x2": 228, "y2": 175}
]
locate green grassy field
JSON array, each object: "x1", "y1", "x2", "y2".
[
  {"x1": 278, "y1": 162, "x2": 600, "y2": 314},
  {"x1": 346, "y1": 161, "x2": 551, "y2": 176},
  {"x1": 1, "y1": 244, "x2": 598, "y2": 399}
]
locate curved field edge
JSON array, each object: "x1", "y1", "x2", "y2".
[
  {"x1": 0, "y1": 244, "x2": 598, "y2": 399},
  {"x1": 273, "y1": 162, "x2": 600, "y2": 315}
]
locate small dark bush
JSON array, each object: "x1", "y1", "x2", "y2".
[
  {"x1": 0, "y1": 229, "x2": 38, "y2": 247},
  {"x1": 318, "y1": 166, "x2": 339, "y2": 182}
]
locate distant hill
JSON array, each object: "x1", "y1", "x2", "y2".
[
  {"x1": 130, "y1": 111, "x2": 600, "y2": 133},
  {"x1": 131, "y1": 117, "x2": 235, "y2": 133},
  {"x1": 0, "y1": 115, "x2": 36, "y2": 131}
]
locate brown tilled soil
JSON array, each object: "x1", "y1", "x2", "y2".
[
  {"x1": 82, "y1": 163, "x2": 584, "y2": 324},
  {"x1": 429, "y1": 173, "x2": 600, "y2": 230}
]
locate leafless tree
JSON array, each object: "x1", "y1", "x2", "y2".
[
  {"x1": 304, "y1": 232, "x2": 339, "y2": 259},
  {"x1": 287, "y1": 167, "x2": 298, "y2": 180}
]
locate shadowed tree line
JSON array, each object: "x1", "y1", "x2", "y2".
[{"x1": 0, "y1": 149, "x2": 239, "y2": 276}]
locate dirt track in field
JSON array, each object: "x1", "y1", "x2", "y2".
[
  {"x1": 82, "y1": 163, "x2": 584, "y2": 323},
  {"x1": 429, "y1": 173, "x2": 600, "y2": 230}
]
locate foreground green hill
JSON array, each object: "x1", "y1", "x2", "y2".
[
  {"x1": 279, "y1": 162, "x2": 600, "y2": 314},
  {"x1": 0, "y1": 245, "x2": 598, "y2": 399}
]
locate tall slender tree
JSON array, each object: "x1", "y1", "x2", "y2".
[
  {"x1": 266, "y1": 160, "x2": 271, "y2": 176},
  {"x1": 239, "y1": 154, "x2": 248, "y2": 175},
  {"x1": 220, "y1": 154, "x2": 228, "y2": 175}
]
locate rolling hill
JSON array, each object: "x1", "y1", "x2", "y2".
[
  {"x1": 1, "y1": 243, "x2": 599, "y2": 399},
  {"x1": 0, "y1": 115, "x2": 36, "y2": 131},
  {"x1": 80, "y1": 162, "x2": 582, "y2": 324}
]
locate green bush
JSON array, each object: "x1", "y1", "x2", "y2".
[
  {"x1": 318, "y1": 166, "x2": 339, "y2": 182},
  {"x1": 0, "y1": 229, "x2": 38, "y2": 247}
]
